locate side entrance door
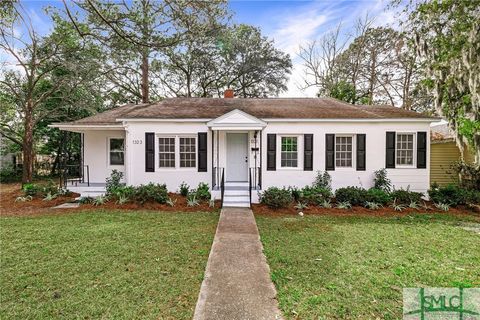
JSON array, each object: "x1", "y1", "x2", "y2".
[{"x1": 226, "y1": 133, "x2": 248, "y2": 182}]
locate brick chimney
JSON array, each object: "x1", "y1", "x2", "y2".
[{"x1": 224, "y1": 89, "x2": 234, "y2": 98}]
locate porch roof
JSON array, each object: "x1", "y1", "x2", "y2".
[{"x1": 207, "y1": 109, "x2": 267, "y2": 130}]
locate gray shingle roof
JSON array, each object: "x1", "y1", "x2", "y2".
[{"x1": 57, "y1": 97, "x2": 436, "y2": 126}]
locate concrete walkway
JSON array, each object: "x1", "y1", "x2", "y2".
[{"x1": 193, "y1": 207, "x2": 282, "y2": 320}]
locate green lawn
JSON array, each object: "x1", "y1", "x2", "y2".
[
  {"x1": 1, "y1": 210, "x2": 218, "y2": 319},
  {"x1": 256, "y1": 213, "x2": 480, "y2": 319}
]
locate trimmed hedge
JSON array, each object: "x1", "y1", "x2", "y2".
[
  {"x1": 335, "y1": 187, "x2": 368, "y2": 206},
  {"x1": 390, "y1": 188, "x2": 423, "y2": 204},
  {"x1": 428, "y1": 184, "x2": 480, "y2": 206}
]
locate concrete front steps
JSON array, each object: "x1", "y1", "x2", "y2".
[{"x1": 223, "y1": 182, "x2": 250, "y2": 208}]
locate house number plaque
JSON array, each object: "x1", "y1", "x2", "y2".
[{"x1": 132, "y1": 139, "x2": 143, "y2": 144}]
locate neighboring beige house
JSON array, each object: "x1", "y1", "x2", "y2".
[{"x1": 430, "y1": 123, "x2": 474, "y2": 186}]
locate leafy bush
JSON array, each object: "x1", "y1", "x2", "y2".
[
  {"x1": 111, "y1": 185, "x2": 136, "y2": 200},
  {"x1": 390, "y1": 187, "x2": 423, "y2": 204},
  {"x1": 260, "y1": 187, "x2": 293, "y2": 209},
  {"x1": 0, "y1": 165, "x2": 20, "y2": 183},
  {"x1": 22, "y1": 183, "x2": 39, "y2": 196},
  {"x1": 336, "y1": 201, "x2": 352, "y2": 209},
  {"x1": 428, "y1": 184, "x2": 480, "y2": 206},
  {"x1": 428, "y1": 184, "x2": 465, "y2": 206},
  {"x1": 365, "y1": 188, "x2": 392, "y2": 205},
  {"x1": 434, "y1": 202, "x2": 450, "y2": 212},
  {"x1": 288, "y1": 186, "x2": 302, "y2": 202},
  {"x1": 41, "y1": 180, "x2": 60, "y2": 196},
  {"x1": 373, "y1": 168, "x2": 391, "y2": 192},
  {"x1": 187, "y1": 194, "x2": 199, "y2": 207},
  {"x1": 313, "y1": 171, "x2": 332, "y2": 190},
  {"x1": 134, "y1": 183, "x2": 168, "y2": 204},
  {"x1": 194, "y1": 182, "x2": 211, "y2": 201},
  {"x1": 335, "y1": 187, "x2": 368, "y2": 206},
  {"x1": 179, "y1": 182, "x2": 189, "y2": 197},
  {"x1": 465, "y1": 190, "x2": 480, "y2": 204},
  {"x1": 294, "y1": 201, "x2": 309, "y2": 211},
  {"x1": 391, "y1": 200, "x2": 406, "y2": 211},
  {"x1": 93, "y1": 195, "x2": 108, "y2": 206},
  {"x1": 365, "y1": 201, "x2": 382, "y2": 210},
  {"x1": 451, "y1": 161, "x2": 480, "y2": 190},
  {"x1": 301, "y1": 186, "x2": 332, "y2": 205},
  {"x1": 105, "y1": 170, "x2": 124, "y2": 196}
]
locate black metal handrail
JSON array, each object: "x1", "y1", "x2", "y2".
[
  {"x1": 248, "y1": 168, "x2": 252, "y2": 208},
  {"x1": 59, "y1": 164, "x2": 90, "y2": 188},
  {"x1": 220, "y1": 168, "x2": 225, "y2": 208},
  {"x1": 249, "y1": 167, "x2": 261, "y2": 191}
]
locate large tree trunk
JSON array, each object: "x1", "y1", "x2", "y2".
[
  {"x1": 22, "y1": 106, "x2": 35, "y2": 184},
  {"x1": 140, "y1": 50, "x2": 149, "y2": 103}
]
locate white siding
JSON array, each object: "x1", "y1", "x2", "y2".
[
  {"x1": 125, "y1": 122, "x2": 211, "y2": 192},
  {"x1": 83, "y1": 130, "x2": 126, "y2": 183},
  {"x1": 261, "y1": 121, "x2": 431, "y2": 194},
  {"x1": 81, "y1": 120, "x2": 432, "y2": 198}
]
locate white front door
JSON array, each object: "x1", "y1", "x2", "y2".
[{"x1": 226, "y1": 133, "x2": 248, "y2": 182}]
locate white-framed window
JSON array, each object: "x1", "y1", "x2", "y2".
[
  {"x1": 158, "y1": 137, "x2": 176, "y2": 168},
  {"x1": 335, "y1": 135, "x2": 353, "y2": 168},
  {"x1": 109, "y1": 138, "x2": 125, "y2": 165},
  {"x1": 281, "y1": 136, "x2": 298, "y2": 168},
  {"x1": 396, "y1": 133, "x2": 415, "y2": 166},
  {"x1": 180, "y1": 137, "x2": 196, "y2": 168},
  {"x1": 157, "y1": 135, "x2": 197, "y2": 169}
]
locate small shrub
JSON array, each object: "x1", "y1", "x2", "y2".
[
  {"x1": 105, "y1": 170, "x2": 124, "y2": 196},
  {"x1": 390, "y1": 187, "x2": 423, "y2": 204},
  {"x1": 134, "y1": 183, "x2": 168, "y2": 204},
  {"x1": 116, "y1": 194, "x2": 129, "y2": 205},
  {"x1": 78, "y1": 197, "x2": 94, "y2": 204},
  {"x1": 41, "y1": 180, "x2": 60, "y2": 197},
  {"x1": 15, "y1": 195, "x2": 33, "y2": 202},
  {"x1": 294, "y1": 201, "x2": 309, "y2": 211},
  {"x1": 366, "y1": 188, "x2": 392, "y2": 205},
  {"x1": 166, "y1": 197, "x2": 177, "y2": 207},
  {"x1": 451, "y1": 160, "x2": 480, "y2": 190},
  {"x1": 373, "y1": 168, "x2": 391, "y2": 192},
  {"x1": 465, "y1": 190, "x2": 480, "y2": 204},
  {"x1": 0, "y1": 165, "x2": 21, "y2": 183},
  {"x1": 409, "y1": 201, "x2": 419, "y2": 209},
  {"x1": 93, "y1": 195, "x2": 108, "y2": 206},
  {"x1": 42, "y1": 192, "x2": 57, "y2": 201},
  {"x1": 187, "y1": 194, "x2": 199, "y2": 207},
  {"x1": 336, "y1": 201, "x2": 352, "y2": 209},
  {"x1": 335, "y1": 187, "x2": 367, "y2": 206},
  {"x1": 365, "y1": 201, "x2": 382, "y2": 210},
  {"x1": 112, "y1": 185, "x2": 136, "y2": 200},
  {"x1": 434, "y1": 202, "x2": 450, "y2": 212},
  {"x1": 428, "y1": 184, "x2": 467, "y2": 206},
  {"x1": 313, "y1": 171, "x2": 332, "y2": 190},
  {"x1": 179, "y1": 182, "x2": 190, "y2": 197},
  {"x1": 209, "y1": 199, "x2": 215, "y2": 208},
  {"x1": 260, "y1": 187, "x2": 293, "y2": 209},
  {"x1": 195, "y1": 182, "x2": 211, "y2": 201},
  {"x1": 301, "y1": 186, "x2": 332, "y2": 205},
  {"x1": 288, "y1": 186, "x2": 302, "y2": 202},
  {"x1": 320, "y1": 199, "x2": 332, "y2": 208},
  {"x1": 22, "y1": 183, "x2": 39, "y2": 196},
  {"x1": 391, "y1": 200, "x2": 405, "y2": 212}
]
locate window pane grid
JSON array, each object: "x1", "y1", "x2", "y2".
[
  {"x1": 335, "y1": 136, "x2": 352, "y2": 167},
  {"x1": 396, "y1": 134, "x2": 414, "y2": 165},
  {"x1": 281, "y1": 137, "x2": 298, "y2": 167},
  {"x1": 180, "y1": 137, "x2": 196, "y2": 168},
  {"x1": 158, "y1": 137, "x2": 175, "y2": 168}
]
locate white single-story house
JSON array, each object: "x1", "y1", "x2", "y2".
[{"x1": 52, "y1": 92, "x2": 439, "y2": 207}]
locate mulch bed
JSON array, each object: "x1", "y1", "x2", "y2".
[
  {"x1": 252, "y1": 203, "x2": 480, "y2": 218},
  {"x1": 0, "y1": 184, "x2": 219, "y2": 216}
]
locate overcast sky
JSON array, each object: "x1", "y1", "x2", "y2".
[{"x1": 10, "y1": 0, "x2": 395, "y2": 97}]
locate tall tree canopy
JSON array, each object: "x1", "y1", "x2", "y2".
[{"x1": 406, "y1": 0, "x2": 480, "y2": 162}]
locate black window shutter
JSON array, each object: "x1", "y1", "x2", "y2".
[
  {"x1": 267, "y1": 134, "x2": 276, "y2": 171},
  {"x1": 145, "y1": 132, "x2": 155, "y2": 172},
  {"x1": 198, "y1": 132, "x2": 208, "y2": 172},
  {"x1": 325, "y1": 134, "x2": 335, "y2": 171},
  {"x1": 304, "y1": 134, "x2": 313, "y2": 171},
  {"x1": 356, "y1": 134, "x2": 366, "y2": 171},
  {"x1": 417, "y1": 131, "x2": 427, "y2": 169},
  {"x1": 386, "y1": 132, "x2": 396, "y2": 168}
]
